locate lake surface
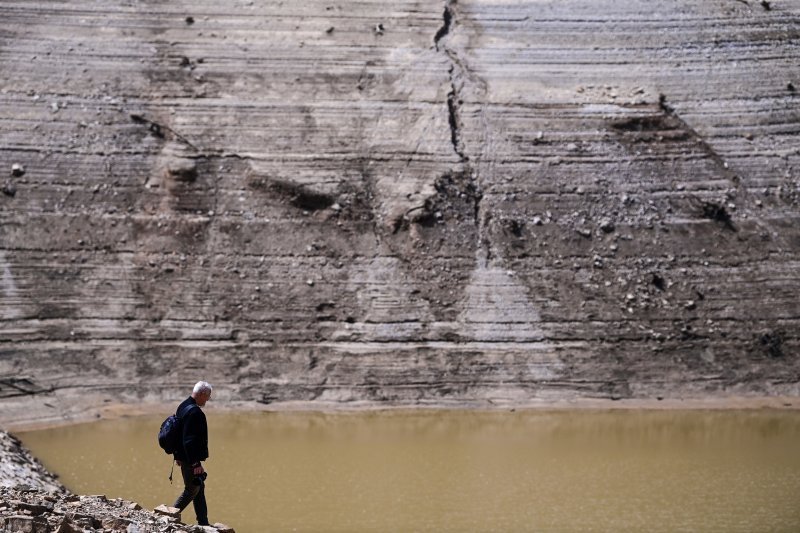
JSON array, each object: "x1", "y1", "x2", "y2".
[{"x1": 17, "y1": 409, "x2": 800, "y2": 533}]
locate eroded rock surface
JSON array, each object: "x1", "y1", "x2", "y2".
[
  {"x1": 0, "y1": 437, "x2": 233, "y2": 533},
  {"x1": 1, "y1": 1, "x2": 799, "y2": 422},
  {"x1": 0, "y1": 432, "x2": 65, "y2": 494},
  {"x1": 0, "y1": 486, "x2": 234, "y2": 532}
]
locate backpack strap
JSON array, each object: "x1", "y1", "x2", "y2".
[
  {"x1": 167, "y1": 404, "x2": 195, "y2": 484},
  {"x1": 176, "y1": 402, "x2": 198, "y2": 420}
]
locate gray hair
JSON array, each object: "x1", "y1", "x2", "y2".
[{"x1": 193, "y1": 381, "x2": 213, "y2": 395}]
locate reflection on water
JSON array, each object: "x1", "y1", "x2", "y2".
[{"x1": 18, "y1": 409, "x2": 800, "y2": 533}]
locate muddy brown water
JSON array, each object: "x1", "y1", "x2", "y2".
[{"x1": 17, "y1": 410, "x2": 800, "y2": 533}]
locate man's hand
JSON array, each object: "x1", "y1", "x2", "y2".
[{"x1": 192, "y1": 463, "x2": 205, "y2": 476}]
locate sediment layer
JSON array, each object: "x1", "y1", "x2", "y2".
[{"x1": 1, "y1": 0, "x2": 799, "y2": 424}]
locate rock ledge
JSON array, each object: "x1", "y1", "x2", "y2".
[
  {"x1": 0, "y1": 488, "x2": 234, "y2": 533},
  {"x1": 0, "y1": 431, "x2": 234, "y2": 533}
]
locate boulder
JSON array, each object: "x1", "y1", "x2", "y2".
[
  {"x1": 102, "y1": 516, "x2": 133, "y2": 530},
  {"x1": 153, "y1": 505, "x2": 181, "y2": 520},
  {"x1": 10, "y1": 163, "x2": 25, "y2": 177},
  {"x1": 0, "y1": 514, "x2": 49, "y2": 533},
  {"x1": 13, "y1": 500, "x2": 53, "y2": 516},
  {"x1": 54, "y1": 517, "x2": 83, "y2": 533}
]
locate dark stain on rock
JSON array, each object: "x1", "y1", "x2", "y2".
[
  {"x1": 273, "y1": 179, "x2": 336, "y2": 211},
  {"x1": 36, "y1": 304, "x2": 75, "y2": 320},
  {"x1": 432, "y1": 170, "x2": 482, "y2": 225},
  {"x1": 0, "y1": 377, "x2": 52, "y2": 399},
  {"x1": 609, "y1": 114, "x2": 689, "y2": 142},
  {"x1": 2, "y1": 182, "x2": 16, "y2": 197}
]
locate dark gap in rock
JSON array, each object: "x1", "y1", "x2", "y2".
[
  {"x1": 315, "y1": 302, "x2": 335, "y2": 312},
  {"x1": 267, "y1": 179, "x2": 336, "y2": 211},
  {"x1": 446, "y1": 83, "x2": 465, "y2": 160},
  {"x1": 701, "y1": 201, "x2": 736, "y2": 231},
  {"x1": 611, "y1": 116, "x2": 670, "y2": 133},
  {"x1": 505, "y1": 219, "x2": 524, "y2": 238},
  {"x1": 433, "y1": 2, "x2": 454, "y2": 50},
  {"x1": 651, "y1": 273, "x2": 666, "y2": 291}
]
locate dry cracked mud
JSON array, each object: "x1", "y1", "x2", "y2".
[{"x1": 1, "y1": 0, "x2": 799, "y2": 426}]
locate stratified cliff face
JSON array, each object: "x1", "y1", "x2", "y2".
[{"x1": 1, "y1": 0, "x2": 799, "y2": 422}]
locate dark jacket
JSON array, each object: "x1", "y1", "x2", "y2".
[{"x1": 173, "y1": 396, "x2": 209, "y2": 465}]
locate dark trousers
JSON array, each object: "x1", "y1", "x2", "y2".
[{"x1": 173, "y1": 462, "x2": 208, "y2": 525}]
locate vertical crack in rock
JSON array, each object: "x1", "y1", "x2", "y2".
[
  {"x1": 433, "y1": 2, "x2": 453, "y2": 51},
  {"x1": 436, "y1": 1, "x2": 467, "y2": 164},
  {"x1": 434, "y1": 0, "x2": 488, "y2": 255},
  {"x1": 446, "y1": 73, "x2": 467, "y2": 162}
]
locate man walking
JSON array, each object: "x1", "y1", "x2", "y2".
[{"x1": 173, "y1": 381, "x2": 212, "y2": 526}]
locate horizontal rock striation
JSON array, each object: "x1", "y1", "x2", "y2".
[{"x1": 1, "y1": 0, "x2": 799, "y2": 423}]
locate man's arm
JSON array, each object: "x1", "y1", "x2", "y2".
[{"x1": 182, "y1": 408, "x2": 208, "y2": 474}]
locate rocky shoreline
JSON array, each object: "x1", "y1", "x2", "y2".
[
  {"x1": 0, "y1": 487, "x2": 233, "y2": 533},
  {"x1": 0, "y1": 431, "x2": 234, "y2": 532},
  {"x1": 0, "y1": 432, "x2": 66, "y2": 495}
]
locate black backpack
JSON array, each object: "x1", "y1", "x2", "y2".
[{"x1": 158, "y1": 403, "x2": 195, "y2": 454}]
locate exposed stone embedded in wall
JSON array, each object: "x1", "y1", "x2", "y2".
[{"x1": 0, "y1": 0, "x2": 799, "y2": 423}]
